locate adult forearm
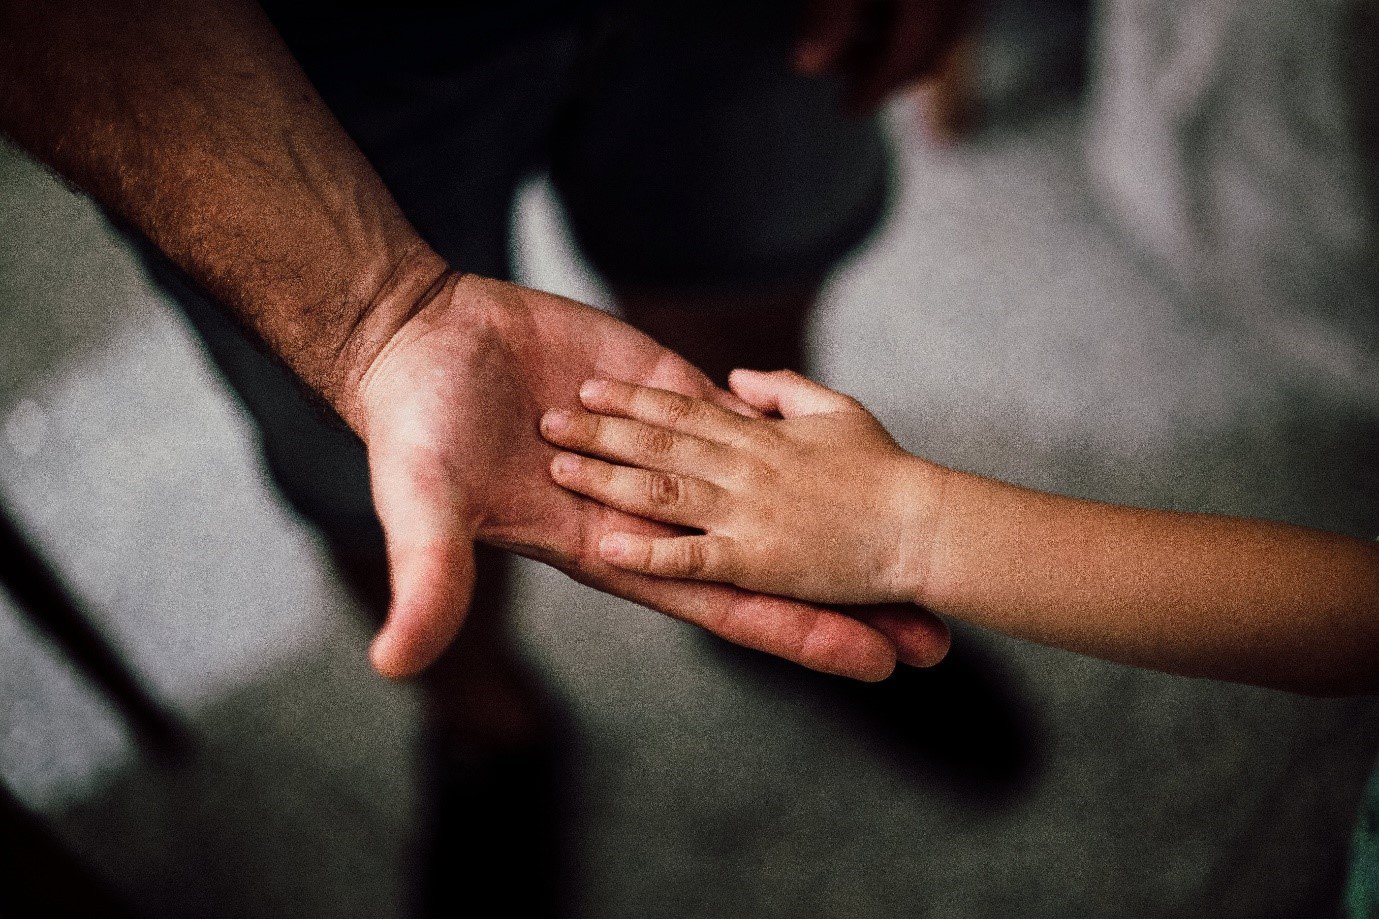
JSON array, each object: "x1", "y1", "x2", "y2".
[
  {"x1": 912, "y1": 462, "x2": 1379, "y2": 694},
  {"x1": 0, "y1": 0, "x2": 444, "y2": 426}
]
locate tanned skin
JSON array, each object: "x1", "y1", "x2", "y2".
[
  {"x1": 542, "y1": 371, "x2": 1379, "y2": 697},
  {"x1": 0, "y1": 0, "x2": 953, "y2": 682}
]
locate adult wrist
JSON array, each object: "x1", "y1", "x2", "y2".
[{"x1": 320, "y1": 243, "x2": 456, "y2": 434}]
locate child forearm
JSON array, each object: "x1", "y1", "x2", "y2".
[{"x1": 909, "y1": 460, "x2": 1379, "y2": 695}]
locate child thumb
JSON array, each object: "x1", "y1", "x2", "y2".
[{"x1": 727, "y1": 368, "x2": 862, "y2": 418}]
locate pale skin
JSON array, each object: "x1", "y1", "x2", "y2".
[{"x1": 542, "y1": 369, "x2": 1379, "y2": 697}]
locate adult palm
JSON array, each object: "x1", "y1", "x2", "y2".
[{"x1": 355, "y1": 274, "x2": 950, "y2": 680}]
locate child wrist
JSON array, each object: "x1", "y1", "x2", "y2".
[{"x1": 889, "y1": 454, "x2": 953, "y2": 607}]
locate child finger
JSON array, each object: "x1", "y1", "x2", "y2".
[
  {"x1": 597, "y1": 532, "x2": 735, "y2": 582},
  {"x1": 550, "y1": 452, "x2": 723, "y2": 529},
  {"x1": 579, "y1": 379, "x2": 761, "y2": 448},
  {"x1": 541, "y1": 408, "x2": 739, "y2": 482}
]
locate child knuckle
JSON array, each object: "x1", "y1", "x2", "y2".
[
  {"x1": 637, "y1": 426, "x2": 677, "y2": 458},
  {"x1": 660, "y1": 395, "x2": 698, "y2": 427},
  {"x1": 647, "y1": 472, "x2": 682, "y2": 506},
  {"x1": 678, "y1": 539, "x2": 708, "y2": 575}
]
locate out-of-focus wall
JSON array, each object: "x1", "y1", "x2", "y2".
[{"x1": 1088, "y1": 0, "x2": 1379, "y2": 387}]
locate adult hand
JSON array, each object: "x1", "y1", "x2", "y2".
[
  {"x1": 348, "y1": 274, "x2": 951, "y2": 681},
  {"x1": 795, "y1": 0, "x2": 975, "y2": 112}
]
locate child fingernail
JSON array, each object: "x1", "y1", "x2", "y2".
[
  {"x1": 541, "y1": 409, "x2": 571, "y2": 435},
  {"x1": 599, "y1": 534, "x2": 629, "y2": 559},
  {"x1": 551, "y1": 453, "x2": 580, "y2": 477},
  {"x1": 580, "y1": 379, "x2": 609, "y2": 402}
]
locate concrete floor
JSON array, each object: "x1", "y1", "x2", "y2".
[{"x1": 3, "y1": 91, "x2": 1378, "y2": 917}]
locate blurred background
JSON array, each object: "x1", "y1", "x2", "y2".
[{"x1": 2, "y1": 0, "x2": 1378, "y2": 916}]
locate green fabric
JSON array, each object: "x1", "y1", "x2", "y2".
[{"x1": 1348, "y1": 763, "x2": 1379, "y2": 918}]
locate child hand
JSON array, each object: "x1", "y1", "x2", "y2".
[{"x1": 539, "y1": 369, "x2": 943, "y2": 606}]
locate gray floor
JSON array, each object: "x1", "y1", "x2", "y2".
[{"x1": 3, "y1": 95, "x2": 1378, "y2": 917}]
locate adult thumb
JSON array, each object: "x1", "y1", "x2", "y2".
[{"x1": 365, "y1": 448, "x2": 479, "y2": 680}]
